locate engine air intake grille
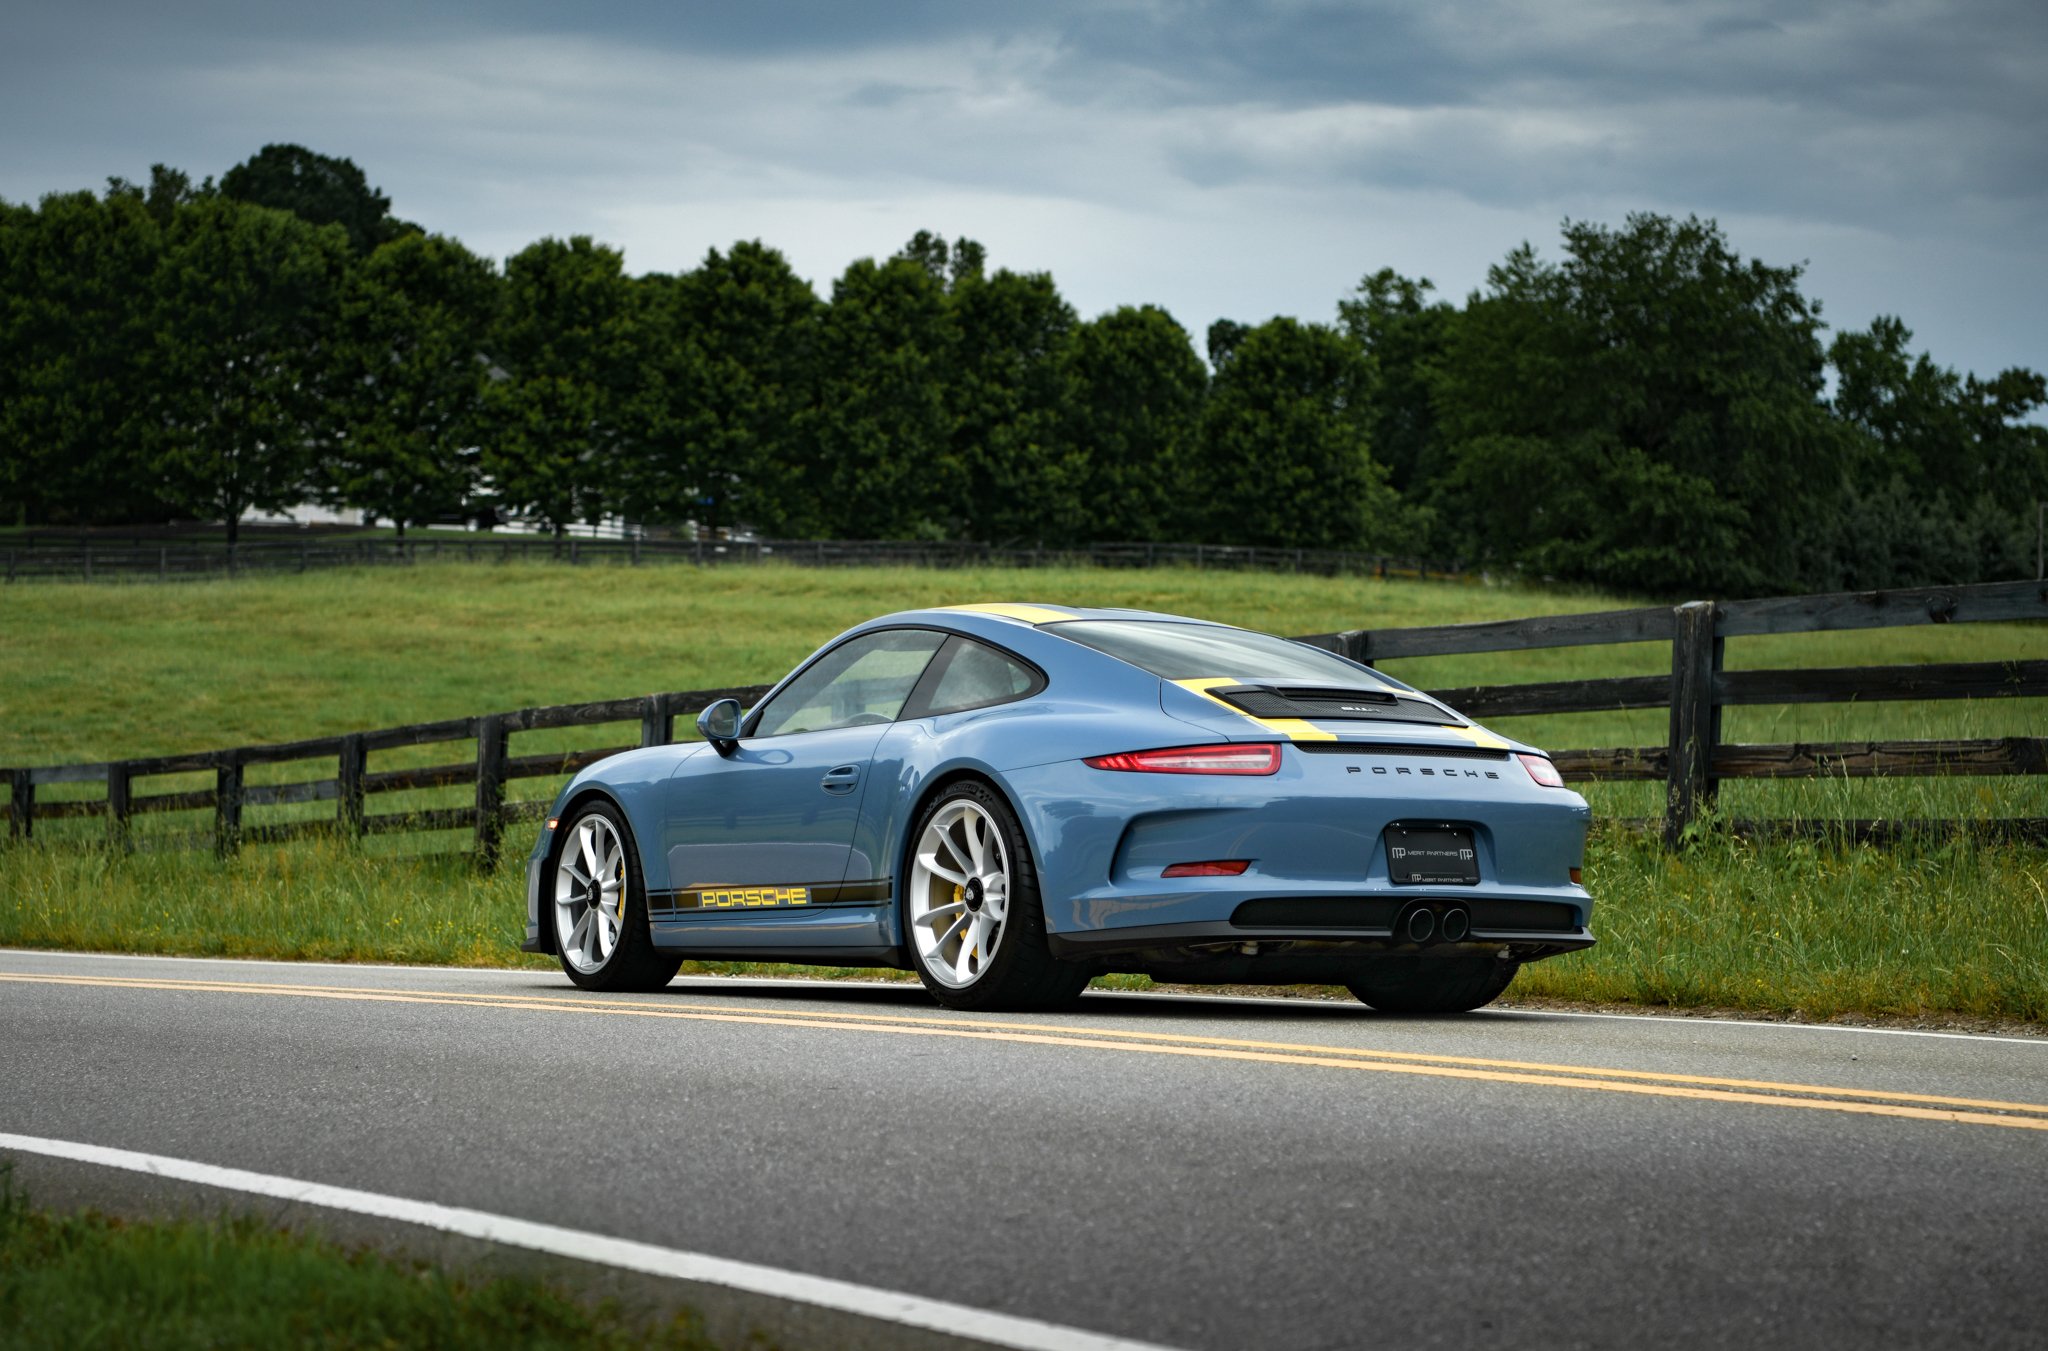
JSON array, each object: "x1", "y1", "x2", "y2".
[{"x1": 1210, "y1": 684, "x2": 1466, "y2": 727}]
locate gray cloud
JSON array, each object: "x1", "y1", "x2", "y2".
[{"x1": 3, "y1": 0, "x2": 2043, "y2": 385}]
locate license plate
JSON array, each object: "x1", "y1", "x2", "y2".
[{"x1": 1386, "y1": 825, "x2": 1479, "y2": 885}]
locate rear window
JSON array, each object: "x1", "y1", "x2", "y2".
[{"x1": 1045, "y1": 620, "x2": 1391, "y2": 687}]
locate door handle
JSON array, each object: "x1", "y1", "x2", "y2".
[{"x1": 821, "y1": 766, "x2": 860, "y2": 795}]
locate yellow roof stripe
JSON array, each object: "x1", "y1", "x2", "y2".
[
  {"x1": 1173, "y1": 677, "x2": 1340, "y2": 742},
  {"x1": 940, "y1": 603, "x2": 1079, "y2": 624}
]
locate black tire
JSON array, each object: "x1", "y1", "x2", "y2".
[
  {"x1": 1346, "y1": 955, "x2": 1520, "y2": 1013},
  {"x1": 902, "y1": 780, "x2": 1090, "y2": 1013},
  {"x1": 549, "y1": 800, "x2": 681, "y2": 993}
]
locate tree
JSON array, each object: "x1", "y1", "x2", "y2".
[
  {"x1": 1831, "y1": 316, "x2": 2048, "y2": 499},
  {"x1": 481, "y1": 237, "x2": 640, "y2": 537},
  {"x1": 324, "y1": 233, "x2": 498, "y2": 535},
  {"x1": 796, "y1": 255, "x2": 955, "y2": 538},
  {"x1": 1820, "y1": 316, "x2": 2048, "y2": 585},
  {"x1": 898, "y1": 229, "x2": 986, "y2": 292},
  {"x1": 1057, "y1": 305, "x2": 1207, "y2": 542},
  {"x1": 1337, "y1": 268, "x2": 1454, "y2": 495},
  {"x1": 945, "y1": 263, "x2": 1079, "y2": 543},
  {"x1": 104, "y1": 163, "x2": 208, "y2": 225},
  {"x1": 1206, "y1": 318, "x2": 1250, "y2": 369},
  {"x1": 0, "y1": 188, "x2": 173, "y2": 525},
  {"x1": 1186, "y1": 317, "x2": 1404, "y2": 551},
  {"x1": 630, "y1": 242, "x2": 820, "y2": 536},
  {"x1": 220, "y1": 144, "x2": 411, "y2": 254},
  {"x1": 1433, "y1": 214, "x2": 1841, "y2": 594},
  {"x1": 149, "y1": 197, "x2": 351, "y2": 543}
]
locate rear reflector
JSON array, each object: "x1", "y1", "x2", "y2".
[
  {"x1": 1569, "y1": 867, "x2": 1583, "y2": 885},
  {"x1": 1517, "y1": 754, "x2": 1566, "y2": 788},
  {"x1": 1162, "y1": 860, "x2": 1252, "y2": 878},
  {"x1": 1084, "y1": 743, "x2": 1281, "y2": 775}
]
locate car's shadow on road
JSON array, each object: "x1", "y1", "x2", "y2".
[{"x1": 511, "y1": 973, "x2": 1560, "y2": 1026}]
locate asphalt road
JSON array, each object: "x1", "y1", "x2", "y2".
[{"x1": 5, "y1": 948, "x2": 2046, "y2": 1350}]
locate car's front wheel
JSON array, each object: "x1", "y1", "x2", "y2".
[
  {"x1": 551, "y1": 802, "x2": 681, "y2": 993},
  {"x1": 1346, "y1": 955, "x2": 1519, "y2": 1013},
  {"x1": 904, "y1": 782, "x2": 1089, "y2": 1012}
]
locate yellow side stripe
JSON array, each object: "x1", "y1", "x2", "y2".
[
  {"x1": 6, "y1": 973, "x2": 2047, "y2": 1130},
  {"x1": 1446, "y1": 725, "x2": 1514, "y2": 751},
  {"x1": 939, "y1": 603, "x2": 1079, "y2": 624}
]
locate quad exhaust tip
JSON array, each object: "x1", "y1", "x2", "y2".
[{"x1": 1401, "y1": 904, "x2": 1471, "y2": 945}]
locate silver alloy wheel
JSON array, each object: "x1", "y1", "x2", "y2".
[
  {"x1": 908, "y1": 798, "x2": 1011, "y2": 989},
  {"x1": 553, "y1": 812, "x2": 627, "y2": 975}
]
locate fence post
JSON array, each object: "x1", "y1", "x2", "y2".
[
  {"x1": 8, "y1": 769, "x2": 32, "y2": 840},
  {"x1": 338, "y1": 734, "x2": 367, "y2": 839},
  {"x1": 474, "y1": 715, "x2": 506, "y2": 869},
  {"x1": 107, "y1": 762, "x2": 131, "y2": 850},
  {"x1": 1665, "y1": 601, "x2": 1720, "y2": 848},
  {"x1": 639, "y1": 695, "x2": 671, "y2": 748},
  {"x1": 215, "y1": 753, "x2": 243, "y2": 856}
]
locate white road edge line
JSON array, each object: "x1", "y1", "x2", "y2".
[
  {"x1": 0, "y1": 1133, "x2": 1179, "y2": 1351},
  {"x1": 7, "y1": 948, "x2": 2043, "y2": 1047}
]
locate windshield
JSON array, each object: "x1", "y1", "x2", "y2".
[{"x1": 1046, "y1": 620, "x2": 1392, "y2": 687}]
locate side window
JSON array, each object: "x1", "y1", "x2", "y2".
[
  {"x1": 750, "y1": 630, "x2": 946, "y2": 738},
  {"x1": 918, "y1": 638, "x2": 1043, "y2": 717}
]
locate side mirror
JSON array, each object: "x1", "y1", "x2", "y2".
[{"x1": 696, "y1": 698, "x2": 743, "y2": 755}]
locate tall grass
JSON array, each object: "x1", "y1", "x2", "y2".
[
  {"x1": 0, "y1": 837, "x2": 545, "y2": 968},
  {"x1": 1520, "y1": 826, "x2": 2048, "y2": 1021},
  {"x1": 0, "y1": 1164, "x2": 720, "y2": 1350},
  {"x1": 3, "y1": 830, "x2": 2041, "y2": 1021}
]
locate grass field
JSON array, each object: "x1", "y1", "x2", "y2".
[
  {"x1": 2, "y1": 561, "x2": 2043, "y2": 1021},
  {"x1": 0, "y1": 1164, "x2": 719, "y2": 1349}
]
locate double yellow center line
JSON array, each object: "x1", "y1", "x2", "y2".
[{"x1": 8, "y1": 971, "x2": 2047, "y2": 1133}]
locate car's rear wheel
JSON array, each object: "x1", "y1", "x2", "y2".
[
  {"x1": 1346, "y1": 955, "x2": 1519, "y2": 1013},
  {"x1": 905, "y1": 782, "x2": 1089, "y2": 1012},
  {"x1": 551, "y1": 802, "x2": 680, "y2": 993}
]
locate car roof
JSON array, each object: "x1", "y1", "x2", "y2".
[{"x1": 885, "y1": 602, "x2": 1227, "y2": 628}]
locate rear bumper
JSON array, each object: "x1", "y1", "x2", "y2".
[
  {"x1": 1048, "y1": 915, "x2": 1594, "y2": 984},
  {"x1": 1049, "y1": 918, "x2": 1595, "y2": 963}
]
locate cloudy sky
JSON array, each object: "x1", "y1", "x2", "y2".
[{"x1": 7, "y1": 1, "x2": 2044, "y2": 384}]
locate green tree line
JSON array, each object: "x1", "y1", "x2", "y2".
[{"x1": 3, "y1": 144, "x2": 2042, "y2": 593}]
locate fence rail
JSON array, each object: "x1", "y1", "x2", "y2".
[
  {"x1": 1, "y1": 536, "x2": 1467, "y2": 585},
  {"x1": 4, "y1": 580, "x2": 2043, "y2": 857}
]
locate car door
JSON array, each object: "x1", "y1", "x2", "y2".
[{"x1": 659, "y1": 628, "x2": 946, "y2": 934}]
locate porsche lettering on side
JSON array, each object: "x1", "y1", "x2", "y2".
[{"x1": 524, "y1": 604, "x2": 1594, "y2": 1013}]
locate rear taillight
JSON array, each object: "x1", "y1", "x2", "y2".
[
  {"x1": 1084, "y1": 743, "x2": 1282, "y2": 775},
  {"x1": 1517, "y1": 753, "x2": 1565, "y2": 788}
]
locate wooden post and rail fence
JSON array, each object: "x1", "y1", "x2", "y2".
[{"x1": 4, "y1": 579, "x2": 2044, "y2": 860}]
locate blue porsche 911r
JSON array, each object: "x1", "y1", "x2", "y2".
[{"x1": 524, "y1": 603, "x2": 1594, "y2": 1012}]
